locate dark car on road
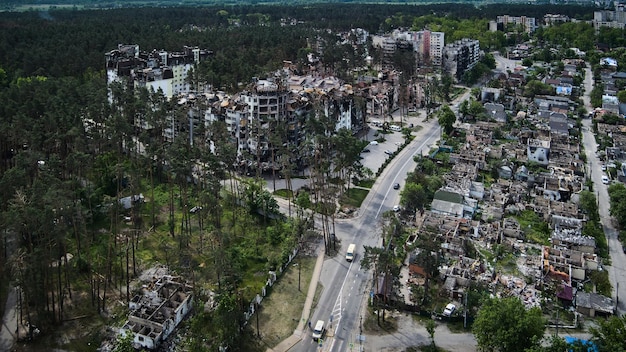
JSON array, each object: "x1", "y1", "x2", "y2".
[{"x1": 393, "y1": 183, "x2": 400, "y2": 190}]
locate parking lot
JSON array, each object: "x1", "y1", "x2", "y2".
[{"x1": 360, "y1": 113, "x2": 430, "y2": 175}]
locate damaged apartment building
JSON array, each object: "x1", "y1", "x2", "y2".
[
  {"x1": 203, "y1": 73, "x2": 363, "y2": 174},
  {"x1": 106, "y1": 44, "x2": 213, "y2": 100},
  {"x1": 105, "y1": 45, "x2": 367, "y2": 175}
]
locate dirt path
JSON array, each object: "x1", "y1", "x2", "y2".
[{"x1": 0, "y1": 285, "x2": 17, "y2": 352}]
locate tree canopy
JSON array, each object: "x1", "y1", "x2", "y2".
[
  {"x1": 437, "y1": 105, "x2": 456, "y2": 135},
  {"x1": 472, "y1": 297, "x2": 546, "y2": 352},
  {"x1": 590, "y1": 314, "x2": 626, "y2": 352},
  {"x1": 608, "y1": 183, "x2": 626, "y2": 229}
]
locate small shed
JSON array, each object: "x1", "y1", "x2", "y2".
[{"x1": 556, "y1": 284, "x2": 574, "y2": 307}]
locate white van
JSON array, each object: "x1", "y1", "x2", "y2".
[
  {"x1": 312, "y1": 320, "x2": 325, "y2": 340},
  {"x1": 346, "y1": 243, "x2": 356, "y2": 262}
]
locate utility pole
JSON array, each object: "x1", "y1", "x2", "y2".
[
  {"x1": 463, "y1": 292, "x2": 468, "y2": 329},
  {"x1": 556, "y1": 309, "x2": 559, "y2": 337}
]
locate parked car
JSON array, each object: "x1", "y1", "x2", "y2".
[
  {"x1": 443, "y1": 303, "x2": 456, "y2": 316},
  {"x1": 384, "y1": 150, "x2": 393, "y2": 155},
  {"x1": 362, "y1": 148, "x2": 370, "y2": 153},
  {"x1": 370, "y1": 140, "x2": 379, "y2": 145},
  {"x1": 602, "y1": 175, "x2": 610, "y2": 184},
  {"x1": 393, "y1": 205, "x2": 401, "y2": 212},
  {"x1": 393, "y1": 183, "x2": 400, "y2": 190}
]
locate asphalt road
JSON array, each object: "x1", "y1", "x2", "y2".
[
  {"x1": 580, "y1": 64, "x2": 626, "y2": 314},
  {"x1": 288, "y1": 89, "x2": 468, "y2": 352},
  {"x1": 492, "y1": 51, "x2": 521, "y2": 73}
]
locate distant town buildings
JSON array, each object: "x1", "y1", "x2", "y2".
[
  {"x1": 543, "y1": 13, "x2": 571, "y2": 26},
  {"x1": 594, "y1": 2, "x2": 626, "y2": 32}
]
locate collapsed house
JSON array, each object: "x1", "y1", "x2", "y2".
[{"x1": 119, "y1": 274, "x2": 194, "y2": 350}]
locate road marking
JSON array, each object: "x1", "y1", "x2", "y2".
[
  {"x1": 328, "y1": 259, "x2": 354, "y2": 337},
  {"x1": 374, "y1": 123, "x2": 441, "y2": 219}
]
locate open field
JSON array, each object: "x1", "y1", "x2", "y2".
[{"x1": 254, "y1": 255, "x2": 321, "y2": 349}]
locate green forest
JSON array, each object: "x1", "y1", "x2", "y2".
[{"x1": 0, "y1": 2, "x2": 624, "y2": 351}]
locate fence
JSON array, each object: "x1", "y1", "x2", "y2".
[{"x1": 243, "y1": 246, "x2": 299, "y2": 324}]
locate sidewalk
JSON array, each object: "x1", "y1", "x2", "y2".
[{"x1": 266, "y1": 246, "x2": 326, "y2": 352}]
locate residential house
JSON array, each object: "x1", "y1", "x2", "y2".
[
  {"x1": 575, "y1": 291, "x2": 614, "y2": 317},
  {"x1": 484, "y1": 102, "x2": 507, "y2": 123},
  {"x1": 481, "y1": 87, "x2": 503, "y2": 102},
  {"x1": 431, "y1": 189, "x2": 477, "y2": 219},
  {"x1": 527, "y1": 138, "x2": 550, "y2": 165}
]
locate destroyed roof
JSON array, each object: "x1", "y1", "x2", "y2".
[
  {"x1": 576, "y1": 291, "x2": 614, "y2": 314},
  {"x1": 433, "y1": 189, "x2": 464, "y2": 204},
  {"x1": 557, "y1": 284, "x2": 574, "y2": 301},
  {"x1": 551, "y1": 230, "x2": 595, "y2": 247}
]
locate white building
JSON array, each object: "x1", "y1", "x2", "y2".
[
  {"x1": 527, "y1": 138, "x2": 550, "y2": 166},
  {"x1": 594, "y1": 4, "x2": 626, "y2": 32}
]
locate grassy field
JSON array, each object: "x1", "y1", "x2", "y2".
[
  {"x1": 340, "y1": 187, "x2": 369, "y2": 208},
  {"x1": 255, "y1": 255, "x2": 320, "y2": 349}
]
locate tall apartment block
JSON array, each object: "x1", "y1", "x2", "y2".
[
  {"x1": 392, "y1": 29, "x2": 445, "y2": 66},
  {"x1": 374, "y1": 29, "x2": 445, "y2": 68},
  {"x1": 443, "y1": 39, "x2": 481, "y2": 81},
  {"x1": 496, "y1": 15, "x2": 538, "y2": 33}
]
